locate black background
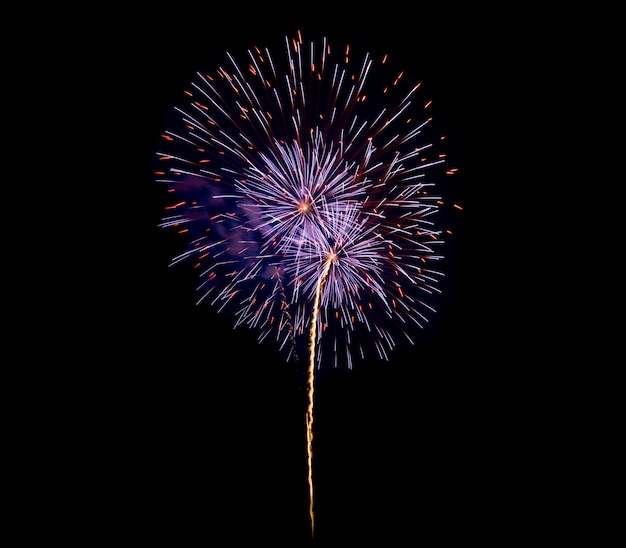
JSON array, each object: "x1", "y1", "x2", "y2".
[{"x1": 23, "y1": 4, "x2": 611, "y2": 546}]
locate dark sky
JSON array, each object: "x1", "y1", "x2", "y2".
[{"x1": 45, "y1": 6, "x2": 591, "y2": 546}]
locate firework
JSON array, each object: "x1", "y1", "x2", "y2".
[{"x1": 155, "y1": 30, "x2": 460, "y2": 537}]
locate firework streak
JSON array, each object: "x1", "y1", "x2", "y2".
[{"x1": 155, "y1": 30, "x2": 460, "y2": 537}]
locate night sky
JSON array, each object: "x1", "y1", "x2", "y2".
[{"x1": 38, "y1": 5, "x2": 597, "y2": 546}]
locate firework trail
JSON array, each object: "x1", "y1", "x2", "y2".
[
  {"x1": 155, "y1": 30, "x2": 460, "y2": 537},
  {"x1": 306, "y1": 253, "x2": 333, "y2": 534}
]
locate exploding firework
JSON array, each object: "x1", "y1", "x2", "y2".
[{"x1": 155, "y1": 30, "x2": 461, "y2": 537}]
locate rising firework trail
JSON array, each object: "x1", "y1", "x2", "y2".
[
  {"x1": 155, "y1": 30, "x2": 461, "y2": 538},
  {"x1": 306, "y1": 253, "x2": 333, "y2": 535}
]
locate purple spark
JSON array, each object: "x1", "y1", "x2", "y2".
[{"x1": 155, "y1": 31, "x2": 460, "y2": 369}]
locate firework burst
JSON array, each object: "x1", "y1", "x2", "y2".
[
  {"x1": 156, "y1": 31, "x2": 459, "y2": 367},
  {"x1": 155, "y1": 30, "x2": 460, "y2": 537}
]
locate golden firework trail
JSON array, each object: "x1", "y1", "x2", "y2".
[{"x1": 306, "y1": 252, "x2": 335, "y2": 538}]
